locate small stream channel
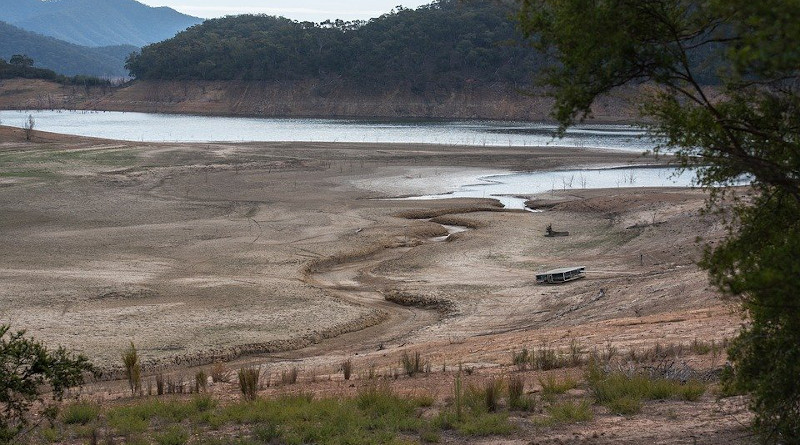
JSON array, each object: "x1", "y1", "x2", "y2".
[{"x1": 431, "y1": 224, "x2": 470, "y2": 242}]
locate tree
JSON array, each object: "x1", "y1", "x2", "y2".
[
  {"x1": 22, "y1": 115, "x2": 34, "y2": 141},
  {"x1": 8, "y1": 55, "x2": 34, "y2": 69},
  {"x1": 516, "y1": 0, "x2": 799, "y2": 442},
  {"x1": 0, "y1": 325, "x2": 95, "y2": 443}
]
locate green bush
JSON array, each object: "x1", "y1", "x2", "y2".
[
  {"x1": 154, "y1": 426, "x2": 189, "y2": 445},
  {"x1": 546, "y1": 400, "x2": 593, "y2": 424},
  {"x1": 539, "y1": 375, "x2": 578, "y2": 396},
  {"x1": 586, "y1": 363, "x2": 706, "y2": 415},
  {"x1": 0, "y1": 325, "x2": 94, "y2": 442},
  {"x1": 61, "y1": 401, "x2": 100, "y2": 425},
  {"x1": 238, "y1": 367, "x2": 260, "y2": 401}
]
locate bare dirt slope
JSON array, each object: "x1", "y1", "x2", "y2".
[{"x1": 0, "y1": 78, "x2": 641, "y2": 121}]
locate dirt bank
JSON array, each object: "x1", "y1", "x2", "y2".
[{"x1": 0, "y1": 78, "x2": 643, "y2": 121}]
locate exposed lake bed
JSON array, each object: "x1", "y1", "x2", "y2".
[{"x1": 0, "y1": 123, "x2": 746, "y2": 442}]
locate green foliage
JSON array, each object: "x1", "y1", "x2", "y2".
[
  {"x1": 586, "y1": 364, "x2": 706, "y2": 415},
  {"x1": 125, "y1": 0, "x2": 543, "y2": 92},
  {"x1": 539, "y1": 375, "x2": 578, "y2": 396},
  {"x1": 237, "y1": 367, "x2": 260, "y2": 401},
  {"x1": 518, "y1": 0, "x2": 800, "y2": 441},
  {"x1": 0, "y1": 325, "x2": 94, "y2": 443},
  {"x1": 544, "y1": 400, "x2": 593, "y2": 424},
  {"x1": 26, "y1": 384, "x2": 517, "y2": 444},
  {"x1": 0, "y1": 56, "x2": 111, "y2": 85},
  {"x1": 61, "y1": 401, "x2": 101, "y2": 425},
  {"x1": 401, "y1": 351, "x2": 426, "y2": 377},
  {"x1": 434, "y1": 375, "x2": 515, "y2": 437},
  {"x1": 0, "y1": 20, "x2": 128, "y2": 78},
  {"x1": 0, "y1": 0, "x2": 202, "y2": 48},
  {"x1": 122, "y1": 342, "x2": 141, "y2": 396},
  {"x1": 154, "y1": 426, "x2": 189, "y2": 445}
]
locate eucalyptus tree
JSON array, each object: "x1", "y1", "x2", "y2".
[{"x1": 516, "y1": 1, "x2": 800, "y2": 441}]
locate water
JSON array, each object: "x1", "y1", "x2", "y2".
[
  {"x1": 0, "y1": 110, "x2": 655, "y2": 151},
  {"x1": 400, "y1": 167, "x2": 698, "y2": 209}
]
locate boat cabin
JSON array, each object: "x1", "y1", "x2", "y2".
[{"x1": 536, "y1": 266, "x2": 586, "y2": 284}]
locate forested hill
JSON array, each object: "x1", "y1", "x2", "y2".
[
  {"x1": 0, "y1": 0, "x2": 203, "y2": 47},
  {"x1": 125, "y1": 0, "x2": 544, "y2": 91},
  {"x1": 0, "y1": 21, "x2": 135, "y2": 77}
]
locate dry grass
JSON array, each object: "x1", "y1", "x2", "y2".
[
  {"x1": 210, "y1": 362, "x2": 231, "y2": 383},
  {"x1": 401, "y1": 351, "x2": 428, "y2": 377},
  {"x1": 342, "y1": 359, "x2": 353, "y2": 381},
  {"x1": 281, "y1": 367, "x2": 299, "y2": 385},
  {"x1": 195, "y1": 370, "x2": 208, "y2": 393}
]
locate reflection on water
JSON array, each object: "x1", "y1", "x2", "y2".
[
  {"x1": 400, "y1": 167, "x2": 697, "y2": 209},
  {"x1": 0, "y1": 110, "x2": 656, "y2": 152}
]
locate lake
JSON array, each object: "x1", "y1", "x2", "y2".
[{"x1": 0, "y1": 110, "x2": 655, "y2": 152}]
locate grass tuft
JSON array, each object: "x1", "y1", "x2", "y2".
[
  {"x1": 545, "y1": 400, "x2": 593, "y2": 424},
  {"x1": 61, "y1": 401, "x2": 100, "y2": 425},
  {"x1": 211, "y1": 362, "x2": 231, "y2": 383},
  {"x1": 154, "y1": 426, "x2": 189, "y2": 445},
  {"x1": 586, "y1": 361, "x2": 707, "y2": 415},
  {"x1": 195, "y1": 370, "x2": 208, "y2": 393},
  {"x1": 539, "y1": 375, "x2": 579, "y2": 396},
  {"x1": 401, "y1": 351, "x2": 427, "y2": 377},
  {"x1": 237, "y1": 367, "x2": 260, "y2": 401},
  {"x1": 280, "y1": 367, "x2": 299, "y2": 385},
  {"x1": 342, "y1": 358, "x2": 353, "y2": 381}
]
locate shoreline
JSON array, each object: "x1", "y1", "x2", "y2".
[{"x1": 0, "y1": 78, "x2": 649, "y2": 123}]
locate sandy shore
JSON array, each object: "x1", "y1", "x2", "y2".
[{"x1": 0, "y1": 125, "x2": 749, "y2": 443}]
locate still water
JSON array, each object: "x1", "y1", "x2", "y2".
[
  {"x1": 0, "y1": 110, "x2": 655, "y2": 151},
  {"x1": 400, "y1": 167, "x2": 697, "y2": 209}
]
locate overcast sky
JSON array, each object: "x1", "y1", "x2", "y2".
[{"x1": 138, "y1": 1, "x2": 434, "y2": 22}]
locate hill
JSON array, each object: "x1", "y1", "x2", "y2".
[
  {"x1": 126, "y1": 0, "x2": 544, "y2": 91},
  {"x1": 0, "y1": 21, "x2": 135, "y2": 77},
  {"x1": 0, "y1": 0, "x2": 203, "y2": 47}
]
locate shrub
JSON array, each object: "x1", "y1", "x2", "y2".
[
  {"x1": 342, "y1": 359, "x2": 352, "y2": 381},
  {"x1": 192, "y1": 394, "x2": 217, "y2": 412},
  {"x1": 195, "y1": 370, "x2": 208, "y2": 393},
  {"x1": 154, "y1": 426, "x2": 189, "y2": 445},
  {"x1": 453, "y1": 374, "x2": 463, "y2": 421},
  {"x1": 546, "y1": 400, "x2": 593, "y2": 424},
  {"x1": 607, "y1": 396, "x2": 641, "y2": 415},
  {"x1": 401, "y1": 351, "x2": 426, "y2": 377},
  {"x1": 507, "y1": 375, "x2": 526, "y2": 410},
  {"x1": 156, "y1": 374, "x2": 165, "y2": 395},
  {"x1": 122, "y1": 342, "x2": 141, "y2": 396},
  {"x1": 237, "y1": 367, "x2": 260, "y2": 401},
  {"x1": 539, "y1": 375, "x2": 578, "y2": 396},
  {"x1": 280, "y1": 367, "x2": 298, "y2": 385},
  {"x1": 252, "y1": 424, "x2": 280, "y2": 442},
  {"x1": 0, "y1": 325, "x2": 94, "y2": 442},
  {"x1": 512, "y1": 348, "x2": 529, "y2": 371},
  {"x1": 483, "y1": 378, "x2": 503, "y2": 412},
  {"x1": 586, "y1": 363, "x2": 707, "y2": 415},
  {"x1": 210, "y1": 362, "x2": 230, "y2": 383},
  {"x1": 61, "y1": 401, "x2": 101, "y2": 425}
]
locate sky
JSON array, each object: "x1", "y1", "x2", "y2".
[{"x1": 138, "y1": 1, "x2": 434, "y2": 22}]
